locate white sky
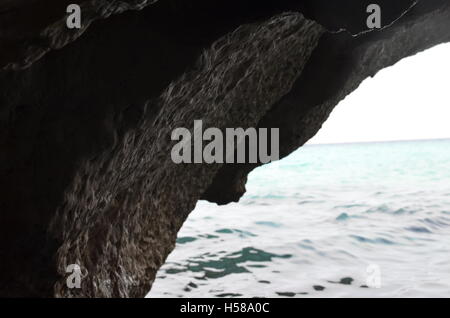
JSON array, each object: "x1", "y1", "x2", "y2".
[{"x1": 308, "y1": 43, "x2": 450, "y2": 145}]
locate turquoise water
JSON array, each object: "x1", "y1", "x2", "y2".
[{"x1": 149, "y1": 139, "x2": 450, "y2": 298}]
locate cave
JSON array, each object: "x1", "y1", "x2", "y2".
[
  {"x1": 149, "y1": 42, "x2": 450, "y2": 297},
  {"x1": 0, "y1": 0, "x2": 449, "y2": 297}
]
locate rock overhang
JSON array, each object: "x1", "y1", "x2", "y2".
[
  {"x1": 1, "y1": 0, "x2": 419, "y2": 70},
  {"x1": 0, "y1": 0, "x2": 449, "y2": 297}
]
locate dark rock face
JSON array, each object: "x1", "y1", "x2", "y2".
[{"x1": 0, "y1": 0, "x2": 449, "y2": 297}]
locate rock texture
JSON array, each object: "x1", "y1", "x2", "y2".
[{"x1": 0, "y1": 0, "x2": 449, "y2": 297}]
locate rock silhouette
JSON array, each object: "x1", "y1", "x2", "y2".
[{"x1": 0, "y1": 0, "x2": 449, "y2": 297}]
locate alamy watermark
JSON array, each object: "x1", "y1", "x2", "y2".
[
  {"x1": 366, "y1": 264, "x2": 382, "y2": 289},
  {"x1": 66, "y1": 264, "x2": 82, "y2": 289},
  {"x1": 59, "y1": 2, "x2": 385, "y2": 293},
  {"x1": 66, "y1": 4, "x2": 81, "y2": 29},
  {"x1": 171, "y1": 120, "x2": 279, "y2": 164},
  {"x1": 65, "y1": 4, "x2": 382, "y2": 31},
  {"x1": 367, "y1": 4, "x2": 382, "y2": 29}
]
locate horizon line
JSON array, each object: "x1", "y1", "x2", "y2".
[{"x1": 306, "y1": 137, "x2": 450, "y2": 146}]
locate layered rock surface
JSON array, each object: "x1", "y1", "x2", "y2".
[{"x1": 0, "y1": 0, "x2": 449, "y2": 297}]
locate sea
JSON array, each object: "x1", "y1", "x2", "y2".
[{"x1": 148, "y1": 139, "x2": 450, "y2": 298}]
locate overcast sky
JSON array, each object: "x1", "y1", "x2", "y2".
[{"x1": 308, "y1": 43, "x2": 450, "y2": 145}]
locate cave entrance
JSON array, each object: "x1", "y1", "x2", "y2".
[{"x1": 149, "y1": 43, "x2": 450, "y2": 298}]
